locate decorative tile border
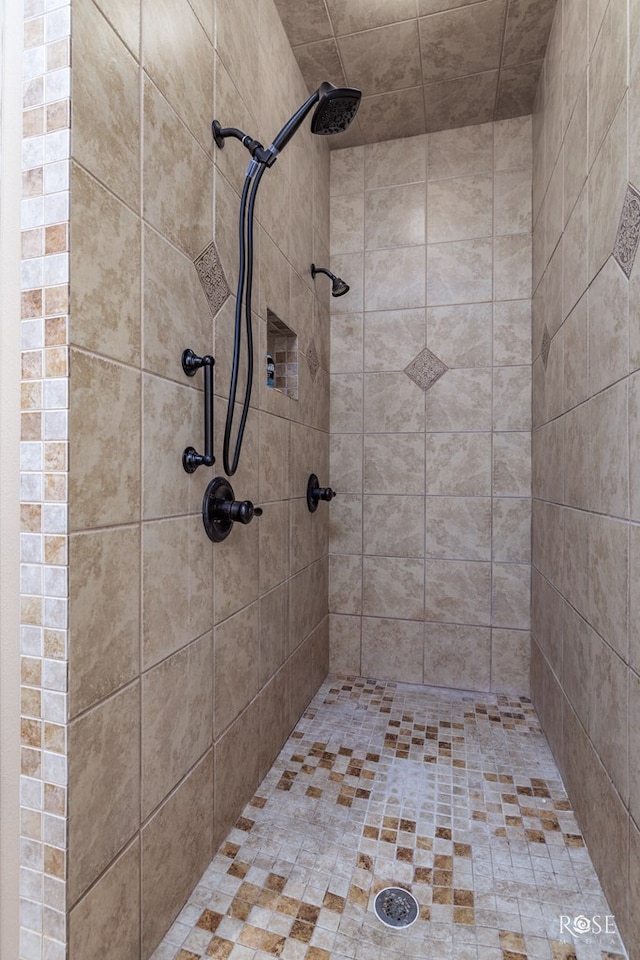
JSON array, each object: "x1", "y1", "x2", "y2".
[
  {"x1": 404, "y1": 347, "x2": 448, "y2": 391},
  {"x1": 20, "y1": 2, "x2": 71, "y2": 958},
  {"x1": 193, "y1": 240, "x2": 230, "y2": 317},
  {"x1": 613, "y1": 182, "x2": 640, "y2": 278}
]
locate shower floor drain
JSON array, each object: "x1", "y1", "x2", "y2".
[{"x1": 373, "y1": 886, "x2": 419, "y2": 929}]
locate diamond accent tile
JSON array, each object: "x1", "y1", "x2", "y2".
[
  {"x1": 194, "y1": 241, "x2": 230, "y2": 316},
  {"x1": 404, "y1": 347, "x2": 447, "y2": 391},
  {"x1": 613, "y1": 182, "x2": 640, "y2": 278},
  {"x1": 541, "y1": 325, "x2": 551, "y2": 370},
  {"x1": 307, "y1": 339, "x2": 320, "y2": 381}
]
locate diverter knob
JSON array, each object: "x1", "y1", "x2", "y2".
[
  {"x1": 307, "y1": 473, "x2": 337, "y2": 513},
  {"x1": 202, "y1": 477, "x2": 262, "y2": 542}
]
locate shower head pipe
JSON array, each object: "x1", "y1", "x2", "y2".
[{"x1": 311, "y1": 263, "x2": 350, "y2": 297}]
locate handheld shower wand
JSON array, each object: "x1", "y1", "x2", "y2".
[{"x1": 212, "y1": 81, "x2": 361, "y2": 476}]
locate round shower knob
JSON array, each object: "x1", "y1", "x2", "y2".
[
  {"x1": 202, "y1": 477, "x2": 262, "y2": 542},
  {"x1": 306, "y1": 474, "x2": 337, "y2": 513}
]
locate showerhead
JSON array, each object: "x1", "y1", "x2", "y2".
[
  {"x1": 310, "y1": 82, "x2": 362, "y2": 136},
  {"x1": 311, "y1": 264, "x2": 350, "y2": 298},
  {"x1": 271, "y1": 81, "x2": 361, "y2": 154}
]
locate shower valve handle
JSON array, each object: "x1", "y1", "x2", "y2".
[
  {"x1": 213, "y1": 498, "x2": 263, "y2": 524},
  {"x1": 202, "y1": 477, "x2": 262, "y2": 542},
  {"x1": 307, "y1": 474, "x2": 336, "y2": 513}
]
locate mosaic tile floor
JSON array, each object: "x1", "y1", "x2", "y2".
[{"x1": 152, "y1": 677, "x2": 628, "y2": 960}]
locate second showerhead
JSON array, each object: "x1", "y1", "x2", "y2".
[{"x1": 311, "y1": 264, "x2": 350, "y2": 297}]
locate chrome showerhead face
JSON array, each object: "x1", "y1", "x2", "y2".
[
  {"x1": 331, "y1": 277, "x2": 350, "y2": 297},
  {"x1": 311, "y1": 84, "x2": 362, "y2": 136}
]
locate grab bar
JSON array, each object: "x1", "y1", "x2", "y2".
[{"x1": 182, "y1": 348, "x2": 215, "y2": 473}]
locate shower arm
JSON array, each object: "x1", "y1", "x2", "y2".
[{"x1": 212, "y1": 87, "x2": 322, "y2": 169}]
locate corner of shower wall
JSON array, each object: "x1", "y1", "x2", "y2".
[{"x1": 19, "y1": 1, "x2": 72, "y2": 958}]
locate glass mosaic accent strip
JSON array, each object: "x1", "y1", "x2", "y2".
[
  {"x1": 613, "y1": 183, "x2": 640, "y2": 279},
  {"x1": 19, "y1": 4, "x2": 71, "y2": 959},
  {"x1": 193, "y1": 241, "x2": 230, "y2": 316},
  {"x1": 404, "y1": 347, "x2": 447, "y2": 391},
  {"x1": 152, "y1": 677, "x2": 627, "y2": 960}
]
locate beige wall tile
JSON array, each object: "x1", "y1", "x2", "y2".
[
  {"x1": 630, "y1": 668, "x2": 640, "y2": 826},
  {"x1": 361, "y1": 617, "x2": 424, "y2": 683},
  {"x1": 427, "y1": 238, "x2": 493, "y2": 305},
  {"x1": 213, "y1": 518, "x2": 259, "y2": 624},
  {"x1": 143, "y1": 516, "x2": 213, "y2": 668},
  {"x1": 425, "y1": 559, "x2": 491, "y2": 625},
  {"x1": 630, "y1": 524, "x2": 640, "y2": 672},
  {"x1": 143, "y1": 77, "x2": 213, "y2": 260},
  {"x1": 532, "y1": 499, "x2": 563, "y2": 590},
  {"x1": 494, "y1": 234, "x2": 532, "y2": 300},
  {"x1": 364, "y1": 134, "x2": 427, "y2": 188},
  {"x1": 364, "y1": 372, "x2": 426, "y2": 433},
  {"x1": 490, "y1": 628, "x2": 530, "y2": 695},
  {"x1": 563, "y1": 295, "x2": 589, "y2": 410},
  {"x1": 68, "y1": 684, "x2": 140, "y2": 905},
  {"x1": 563, "y1": 80, "x2": 588, "y2": 225},
  {"x1": 365, "y1": 246, "x2": 426, "y2": 310},
  {"x1": 213, "y1": 701, "x2": 260, "y2": 848},
  {"x1": 260, "y1": 499, "x2": 289, "y2": 591},
  {"x1": 142, "y1": 0, "x2": 213, "y2": 153},
  {"x1": 425, "y1": 496, "x2": 491, "y2": 561},
  {"x1": 588, "y1": 256, "x2": 629, "y2": 396},
  {"x1": 259, "y1": 412, "x2": 290, "y2": 503},
  {"x1": 493, "y1": 366, "x2": 531, "y2": 430},
  {"x1": 330, "y1": 554, "x2": 362, "y2": 615},
  {"x1": 493, "y1": 300, "x2": 531, "y2": 365},
  {"x1": 531, "y1": 567, "x2": 563, "y2": 677},
  {"x1": 329, "y1": 614, "x2": 361, "y2": 675},
  {"x1": 494, "y1": 116, "x2": 532, "y2": 171},
  {"x1": 69, "y1": 527, "x2": 140, "y2": 717},
  {"x1": 563, "y1": 402, "x2": 590, "y2": 509},
  {"x1": 142, "y1": 752, "x2": 213, "y2": 957},
  {"x1": 364, "y1": 308, "x2": 426, "y2": 372},
  {"x1": 492, "y1": 498, "x2": 530, "y2": 562},
  {"x1": 628, "y1": 813, "x2": 640, "y2": 953},
  {"x1": 214, "y1": 603, "x2": 260, "y2": 738},
  {"x1": 631, "y1": 372, "x2": 640, "y2": 521},
  {"x1": 328, "y1": 494, "x2": 362, "y2": 554},
  {"x1": 330, "y1": 433, "x2": 363, "y2": 493},
  {"x1": 331, "y1": 146, "x2": 364, "y2": 196},
  {"x1": 562, "y1": 184, "x2": 588, "y2": 320},
  {"x1": 589, "y1": 635, "x2": 629, "y2": 800},
  {"x1": 68, "y1": 841, "x2": 140, "y2": 960},
  {"x1": 143, "y1": 225, "x2": 213, "y2": 384},
  {"x1": 424, "y1": 622, "x2": 491, "y2": 691},
  {"x1": 362, "y1": 556, "x2": 424, "y2": 619},
  {"x1": 259, "y1": 582, "x2": 288, "y2": 685},
  {"x1": 215, "y1": 0, "x2": 260, "y2": 112},
  {"x1": 289, "y1": 558, "x2": 328, "y2": 653},
  {"x1": 562, "y1": 507, "x2": 590, "y2": 620},
  {"x1": 426, "y1": 367, "x2": 492, "y2": 431},
  {"x1": 93, "y1": 0, "x2": 140, "y2": 56},
  {"x1": 363, "y1": 433, "x2": 425, "y2": 495},
  {"x1": 73, "y1": 0, "x2": 140, "y2": 209},
  {"x1": 366, "y1": 183, "x2": 426, "y2": 250},
  {"x1": 493, "y1": 431, "x2": 531, "y2": 496},
  {"x1": 492, "y1": 562, "x2": 530, "y2": 629},
  {"x1": 532, "y1": 418, "x2": 563, "y2": 503},
  {"x1": 427, "y1": 303, "x2": 493, "y2": 367},
  {"x1": 363, "y1": 495, "x2": 424, "y2": 558},
  {"x1": 588, "y1": 380, "x2": 628, "y2": 518},
  {"x1": 69, "y1": 351, "x2": 141, "y2": 531},
  {"x1": 142, "y1": 634, "x2": 213, "y2": 818},
  {"x1": 330, "y1": 194, "x2": 364, "y2": 255},
  {"x1": 588, "y1": 0, "x2": 627, "y2": 165},
  {"x1": 70, "y1": 164, "x2": 141, "y2": 365},
  {"x1": 331, "y1": 313, "x2": 363, "y2": 373},
  {"x1": 562, "y1": 602, "x2": 594, "y2": 730},
  {"x1": 330, "y1": 373, "x2": 363, "y2": 433},
  {"x1": 428, "y1": 175, "x2": 492, "y2": 243},
  {"x1": 259, "y1": 663, "x2": 291, "y2": 778},
  {"x1": 427, "y1": 122, "x2": 493, "y2": 180},
  {"x1": 427, "y1": 432, "x2": 492, "y2": 496},
  {"x1": 588, "y1": 514, "x2": 629, "y2": 662},
  {"x1": 588, "y1": 95, "x2": 628, "y2": 281}
]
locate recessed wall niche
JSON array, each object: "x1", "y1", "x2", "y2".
[{"x1": 267, "y1": 309, "x2": 298, "y2": 400}]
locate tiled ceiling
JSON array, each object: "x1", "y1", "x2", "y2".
[{"x1": 274, "y1": 0, "x2": 558, "y2": 147}]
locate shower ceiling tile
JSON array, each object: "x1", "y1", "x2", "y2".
[
  {"x1": 418, "y1": 0, "x2": 507, "y2": 84},
  {"x1": 277, "y1": 0, "x2": 559, "y2": 146},
  {"x1": 292, "y1": 38, "x2": 347, "y2": 93},
  {"x1": 338, "y1": 21, "x2": 422, "y2": 97}
]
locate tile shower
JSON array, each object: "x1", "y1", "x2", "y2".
[{"x1": 14, "y1": 1, "x2": 638, "y2": 960}]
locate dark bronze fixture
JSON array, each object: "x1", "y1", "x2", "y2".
[
  {"x1": 310, "y1": 264, "x2": 350, "y2": 297},
  {"x1": 181, "y1": 348, "x2": 214, "y2": 473},
  {"x1": 306, "y1": 474, "x2": 336, "y2": 513},
  {"x1": 202, "y1": 477, "x2": 262, "y2": 543}
]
